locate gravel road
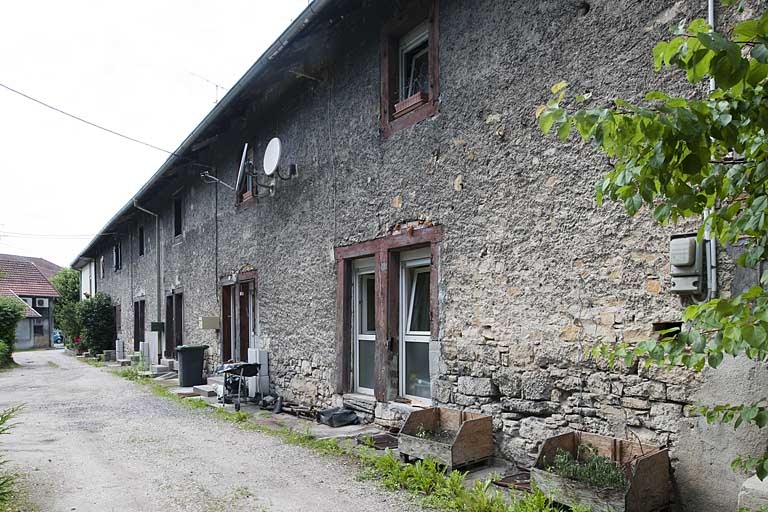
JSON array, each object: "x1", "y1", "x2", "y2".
[{"x1": 0, "y1": 350, "x2": 420, "y2": 512}]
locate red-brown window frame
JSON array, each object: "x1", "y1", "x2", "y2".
[
  {"x1": 380, "y1": 0, "x2": 440, "y2": 140},
  {"x1": 334, "y1": 225, "x2": 442, "y2": 401}
]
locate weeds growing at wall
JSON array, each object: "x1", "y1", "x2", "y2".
[{"x1": 547, "y1": 445, "x2": 627, "y2": 489}]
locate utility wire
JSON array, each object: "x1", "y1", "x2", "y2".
[
  {"x1": 0, "y1": 230, "x2": 115, "y2": 239},
  {"x1": 0, "y1": 80, "x2": 216, "y2": 172},
  {"x1": 0, "y1": 81, "x2": 177, "y2": 157}
]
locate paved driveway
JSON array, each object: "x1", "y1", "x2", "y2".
[{"x1": 0, "y1": 350, "x2": 418, "y2": 512}]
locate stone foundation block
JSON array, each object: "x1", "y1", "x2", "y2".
[
  {"x1": 457, "y1": 376, "x2": 497, "y2": 397},
  {"x1": 738, "y1": 475, "x2": 768, "y2": 512}
]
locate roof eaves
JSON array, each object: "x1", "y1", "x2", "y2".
[{"x1": 70, "y1": 0, "x2": 337, "y2": 268}]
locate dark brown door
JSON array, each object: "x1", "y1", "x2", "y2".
[
  {"x1": 173, "y1": 292, "x2": 183, "y2": 355},
  {"x1": 165, "y1": 295, "x2": 174, "y2": 358},
  {"x1": 133, "y1": 300, "x2": 145, "y2": 351},
  {"x1": 238, "y1": 282, "x2": 250, "y2": 362},
  {"x1": 221, "y1": 285, "x2": 233, "y2": 362}
]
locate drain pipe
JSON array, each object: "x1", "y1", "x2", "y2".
[
  {"x1": 133, "y1": 200, "x2": 163, "y2": 359},
  {"x1": 704, "y1": 0, "x2": 719, "y2": 300}
]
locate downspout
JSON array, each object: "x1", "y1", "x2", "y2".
[
  {"x1": 132, "y1": 201, "x2": 162, "y2": 325},
  {"x1": 705, "y1": 0, "x2": 719, "y2": 300}
]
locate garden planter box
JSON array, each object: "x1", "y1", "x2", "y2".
[
  {"x1": 398, "y1": 407, "x2": 493, "y2": 471},
  {"x1": 531, "y1": 431, "x2": 671, "y2": 512}
]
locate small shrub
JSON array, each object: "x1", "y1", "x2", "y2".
[
  {"x1": 0, "y1": 297, "x2": 24, "y2": 367},
  {"x1": 78, "y1": 293, "x2": 114, "y2": 354},
  {"x1": 548, "y1": 444, "x2": 627, "y2": 489},
  {"x1": 51, "y1": 269, "x2": 81, "y2": 342},
  {"x1": 0, "y1": 341, "x2": 12, "y2": 369}
]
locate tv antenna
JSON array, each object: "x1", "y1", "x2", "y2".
[{"x1": 188, "y1": 71, "x2": 228, "y2": 104}]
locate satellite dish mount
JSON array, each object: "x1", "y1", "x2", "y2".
[
  {"x1": 263, "y1": 137, "x2": 297, "y2": 181},
  {"x1": 236, "y1": 143, "x2": 274, "y2": 197}
]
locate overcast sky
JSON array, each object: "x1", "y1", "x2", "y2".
[{"x1": 0, "y1": 0, "x2": 308, "y2": 268}]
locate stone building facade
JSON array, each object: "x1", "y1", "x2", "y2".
[{"x1": 73, "y1": 1, "x2": 768, "y2": 510}]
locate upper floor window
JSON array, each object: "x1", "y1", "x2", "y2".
[
  {"x1": 398, "y1": 22, "x2": 429, "y2": 111},
  {"x1": 381, "y1": 0, "x2": 439, "y2": 138},
  {"x1": 113, "y1": 241, "x2": 122, "y2": 271},
  {"x1": 138, "y1": 226, "x2": 145, "y2": 256},
  {"x1": 99, "y1": 255, "x2": 105, "y2": 279},
  {"x1": 173, "y1": 196, "x2": 183, "y2": 238}
]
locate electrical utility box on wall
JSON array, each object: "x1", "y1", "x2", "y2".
[
  {"x1": 669, "y1": 233, "x2": 704, "y2": 294},
  {"x1": 198, "y1": 316, "x2": 220, "y2": 330}
]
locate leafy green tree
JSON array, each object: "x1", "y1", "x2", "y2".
[
  {"x1": 0, "y1": 296, "x2": 25, "y2": 367},
  {"x1": 538, "y1": 6, "x2": 768, "y2": 479},
  {"x1": 51, "y1": 268, "x2": 79, "y2": 304},
  {"x1": 51, "y1": 268, "x2": 81, "y2": 340},
  {"x1": 78, "y1": 293, "x2": 114, "y2": 354}
]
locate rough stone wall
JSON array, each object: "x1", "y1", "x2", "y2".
[{"x1": 86, "y1": 1, "x2": 768, "y2": 510}]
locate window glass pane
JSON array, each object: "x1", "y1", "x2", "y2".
[
  {"x1": 359, "y1": 339, "x2": 375, "y2": 390},
  {"x1": 174, "y1": 197, "x2": 182, "y2": 236},
  {"x1": 365, "y1": 275, "x2": 376, "y2": 333},
  {"x1": 409, "y1": 270, "x2": 430, "y2": 332},
  {"x1": 359, "y1": 274, "x2": 375, "y2": 335},
  {"x1": 405, "y1": 342, "x2": 430, "y2": 398},
  {"x1": 405, "y1": 44, "x2": 429, "y2": 98},
  {"x1": 398, "y1": 22, "x2": 429, "y2": 101}
]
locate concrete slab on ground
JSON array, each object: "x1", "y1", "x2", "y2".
[
  {"x1": 193, "y1": 384, "x2": 216, "y2": 397},
  {"x1": 170, "y1": 387, "x2": 197, "y2": 398}
]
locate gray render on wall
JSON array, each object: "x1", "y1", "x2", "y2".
[{"x1": 84, "y1": 2, "x2": 768, "y2": 510}]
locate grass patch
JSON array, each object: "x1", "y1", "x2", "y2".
[
  {"x1": 0, "y1": 474, "x2": 38, "y2": 512},
  {"x1": 358, "y1": 450, "x2": 588, "y2": 512},
  {"x1": 0, "y1": 362, "x2": 19, "y2": 373},
  {"x1": 110, "y1": 369, "x2": 212, "y2": 412},
  {"x1": 0, "y1": 406, "x2": 28, "y2": 511},
  {"x1": 80, "y1": 358, "x2": 104, "y2": 368},
  {"x1": 46, "y1": 361, "x2": 60, "y2": 369},
  {"x1": 114, "y1": 366, "x2": 143, "y2": 381}
]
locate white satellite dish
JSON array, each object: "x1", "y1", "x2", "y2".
[
  {"x1": 235, "y1": 143, "x2": 249, "y2": 193},
  {"x1": 263, "y1": 137, "x2": 282, "y2": 176}
]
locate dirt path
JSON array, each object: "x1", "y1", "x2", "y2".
[{"x1": 0, "y1": 350, "x2": 420, "y2": 512}]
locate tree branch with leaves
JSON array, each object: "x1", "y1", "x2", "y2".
[{"x1": 538, "y1": 5, "x2": 768, "y2": 479}]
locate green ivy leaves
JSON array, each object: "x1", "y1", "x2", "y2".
[{"x1": 539, "y1": 10, "x2": 768, "y2": 481}]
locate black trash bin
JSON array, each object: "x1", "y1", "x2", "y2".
[{"x1": 176, "y1": 344, "x2": 209, "y2": 387}]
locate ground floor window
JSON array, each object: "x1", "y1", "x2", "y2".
[
  {"x1": 335, "y1": 226, "x2": 441, "y2": 402},
  {"x1": 353, "y1": 259, "x2": 376, "y2": 394},
  {"x1": 400, "y1": 249, "x2": 431, "y2": 399}
]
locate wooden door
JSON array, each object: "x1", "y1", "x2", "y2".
[
  {"x1": 173, "y1": 292, "x2": 183, "y2": 356},
  {"x1": 237, "y1": 282, "x2": 251, "y2": 362},
  {"x1": 165, "y1": 296, "x2": 174, "y2": 358},
  {"x1": 133, "y1": 300, "x2": 145, "y2": 351},
  {"x1": 221, "y1": 285, "x2": 233, "y2": 362}
]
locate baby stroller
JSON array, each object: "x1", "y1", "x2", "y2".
[{"x1": 215, "y1": 361, "x2": 261, "y2": 411}]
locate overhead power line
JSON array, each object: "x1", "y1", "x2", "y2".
[
  {"x1": 0, "y1": 230, "x2": 114, "y2": 240},
  {"x1": 0, "y1": 81, "x2": 177, "y2": 156}
]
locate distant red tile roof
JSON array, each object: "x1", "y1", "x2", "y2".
[
  {"x1": 0, "y1": 286, "x2": 41, "y2": 318},
  {"x1": 0, "y1": 253, "x2": 61, "y2": 280},
  {"x1": 0, "y1": 259, "x2": 60, "y2": 298}
]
